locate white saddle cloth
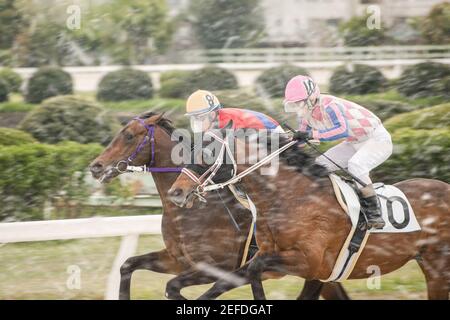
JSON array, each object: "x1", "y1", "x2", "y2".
[{"x1": 323, "y1": 174, "x2": 421, "y2": 282}]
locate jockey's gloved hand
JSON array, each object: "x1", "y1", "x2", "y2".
[{"x1": 292, "y1": 130, "x2": 311, "y2": 142}]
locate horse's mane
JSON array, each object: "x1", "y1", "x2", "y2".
[
  {"x1": 139, "y1": 111, "x2": 176, "y2": 135},
  {"x1": 139, "y1": 111, "x2": 195, "y2": 151}
]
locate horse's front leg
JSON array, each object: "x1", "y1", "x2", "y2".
[
  {"x1": 165, "y1": 268, "x2": 230, "y2": 300},
  {"x1": 119, "y1": 249, "x2": 185, "y2": 300},
  {"x1": 197, "y1": 263, "x2": 253, "y2": 300},
  {"x1": 248, "y1": 249, "x2": 329, "y2": 300},
  {"x1": 247, "y1": 253, "x2": 286, "y2": 300}
]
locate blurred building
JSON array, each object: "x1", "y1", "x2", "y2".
[
  {"x1": 167, "y1": 0, "x2": 445, "y2": 47},
  {"x1": 261, "y1": 0, "x2": 445, "y2": 46}
]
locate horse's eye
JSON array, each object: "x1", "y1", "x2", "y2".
[{"x1": 125, "y1": 132, "x2": 134, "y2": 141}]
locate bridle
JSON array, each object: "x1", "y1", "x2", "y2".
[
  {"x1": 181, "y1": 130, "x2": 238, "y2": 194},
  {"x1": 115, "y1": 117, "x2": 182, "y2": 174}
]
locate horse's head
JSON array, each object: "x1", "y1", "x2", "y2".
[
  {"x1": 89, "y1": 112, "x2": 173, "y2": 183},
  {"x1": 167, "y1": 121, "x2": 237, "y2": 207},
  {"x1": 168, "y1": 121, "x2": 284, "y2": 207}
]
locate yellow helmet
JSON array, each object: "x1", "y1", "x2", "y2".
[{"x1": 185, "y1": 90, "x2": 221, "y2": 116}]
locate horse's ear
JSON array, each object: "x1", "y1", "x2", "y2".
[
  {"x1": 146, "y1": 112, "x2": 165, "y2": 124},
  {"x1": 154, "y1": 112, "x2": 166, "y2": 123},
  {"x1": 224, "y1": 120, "x2": 234, "y2": 130}
]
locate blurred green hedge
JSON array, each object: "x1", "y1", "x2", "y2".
[
  {"x1": 255, "y1": 64, "x2": 310, "y2": 98},
  {"x1": 0, "y1": 68, "x2": 22, "y2": 93},
  {"x1": 97, "y1": 68, "x2": 153, "y2": 101},
  {"x1": 397, "y1": 62, "x2": 450, "y2": 100},
  {"x1": 373, "y1": 128, "x2": 449, "y2": 184},
  {"x1": 0, "y1": 79, "x2": 8, "y2": 102},
  {"x1": 25, "y1": 67, "x2": 73, "y2": 103},
  {"x1": 350, "y1": 98, "x2": 419, "y2": 121},
  {"x1": 329, "y1": 64, "x2": 387, "y2": 95},
  {"x1": 0, "y1": 128, "x2": 37, "y2": 146},
  {"x1": 20, "y1": 95, "x2": 120, "y2": 145},
  {"x1": 159, "y1": 70, "x2": 194, "y2": 99},
  {"x1": 384, "y1": 103, "x2": 450, "y2": 132},
  {"x1": 0, "y1": 141, "x2": 102, "y2": 221},
  {"x1": 159, "y1": 66, "x2": 238, "y2": 99}
]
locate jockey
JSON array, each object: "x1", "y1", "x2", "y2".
[
  {"x1": 283, "y1": 75, "x2": 393, "y2": 229},
  {"x1": 186, "y1": 89, "x2": 283, "y2": 132},
  {"x1": 185, "y1": 89, "x2": 283, "y2": 204}
]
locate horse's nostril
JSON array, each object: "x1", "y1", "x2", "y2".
[
  {"x1": 169, "y1": 188, "x2": 183, "y2": 198},
  {"x1": 90, "y1": 162, "x2": 104, "y2": 173}
]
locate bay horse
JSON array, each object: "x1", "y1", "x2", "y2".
[
  {"x1": 89, "y1": 112, "x2": 349, "y2": 300},
  {"x1": 167, "y1": 127, "x2": 450, "y2": 300}
]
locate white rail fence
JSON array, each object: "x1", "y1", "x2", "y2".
[
  {"x1": 185, "y1": 45, "x2": 450, "y2": 63},
  {"x1": 0, "y1": 215, "x2": 162, "y2": 300}
]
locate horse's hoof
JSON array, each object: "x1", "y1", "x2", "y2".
[{"x1": 165, "y1": 290, "x2": 187, "y2": 300}]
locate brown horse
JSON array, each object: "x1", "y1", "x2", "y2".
[
  {"x1": 89, "y1": 112, "x2": 349, "y2": 300},
  {"x1": 168, "y1": 128, "x2": 450, "y2": 300}
]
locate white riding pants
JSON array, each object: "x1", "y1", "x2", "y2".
[{"x1": 315, "y1": 126, "x2": 393, "y2": 186}]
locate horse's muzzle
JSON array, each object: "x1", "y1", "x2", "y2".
[{"x1": 89, "y1": 161, "x2": 104, "y2": 178}]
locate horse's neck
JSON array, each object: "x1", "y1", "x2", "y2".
[
  {"x1": 150, "y1": 130, "x2": 180, "y2": 198},
  {"x1": 240, "y1": 164, "x2": 329, "y2": 214}
]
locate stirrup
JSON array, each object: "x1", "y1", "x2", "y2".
[{"x1": 367, "y1": 218, "x2": 385, "y2": 230}]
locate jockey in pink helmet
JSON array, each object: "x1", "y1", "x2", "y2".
[{"x1": 284, "y1": 75, "x2": 393, "y2": 229}]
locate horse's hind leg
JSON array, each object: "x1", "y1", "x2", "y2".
[
  {"x1": 296, "y1": 280, "x2": 324, "y2": 300},
  {"x1": 119, "y1": 249, "x2": 184, "y2": 300},
  {"x1": 297, "y1": 281, "x2": 350, "y2": 300},
  {"x1": 417, "y1": 247, "x2": 449, "y2": 300},
  {"x1": 319, "y1": 282, "x2": 350, "y2": 300}
]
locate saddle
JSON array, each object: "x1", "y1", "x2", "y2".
[{"x1": 323, "y1": 173, "x2": 421, "y2": 282}]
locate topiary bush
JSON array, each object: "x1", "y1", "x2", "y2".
[
  {"x1": 255, "y1": 64, "x2": 310, "y2": 98},
  {"x1": 159, "y1": 70, "x2": 194, "y2": 99},
  {"x1": 0, "y1": 128, "x2": 37, "y2": 146},
  {"x1": 384, "y1": 103, "x2": 450, "y2": 132},
  {"x1": 0, "y1": 78, "x2": 9, "y2": 102},
  {"x1": 158, "y1": 66, "x2": 238, "y2": 99},
  {"x1": 397, "y1": 62, "x2": 450, "y2": 100},
  {"x1": 329, "y1": 64, "x2": 387, "y2": 95},
  {"x1": 20, "y1": 95, "x2": 120, "y2": 145},
  {"x1": 0, "y1": 68, "x2": 22, "y2": 93},
  {"x1": 97, "y1": 68, "x2": 153, "y2": 101},
  {"x1": 0, "y1": 141, "x2": 102, "y2": 221},
  {"x1": 372, "y1": 128, "x2": 450, "y2": 184},
  {"x1": 191, "y1": 66, "x2": 238, "y2": 91},
  {"x1": 25, "y1": 67, "x2": 73, "y2": 103}
]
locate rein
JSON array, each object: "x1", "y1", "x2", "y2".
[
  {"x1": 181, "y1": 131, "x2": 297, "y2": 194},
  {"x1": 115, "y1": 117, "x2": 182, "y2": 174}
]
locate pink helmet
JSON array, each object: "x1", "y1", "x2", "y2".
[{"x1": 284, "y1": 75, "x2": 320, "y2": 104}]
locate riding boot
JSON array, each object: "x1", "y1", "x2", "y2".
[{"x1": 360, "y1": 195, "x2": 385, "y2": 229}]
